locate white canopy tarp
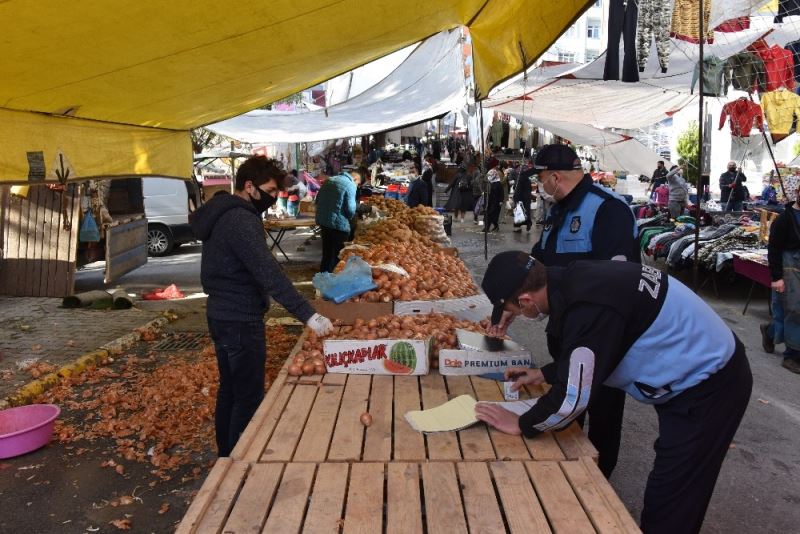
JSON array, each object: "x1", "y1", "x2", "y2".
[{"x1": 207, "y1": 30, "x2": 466, "y2": 143}]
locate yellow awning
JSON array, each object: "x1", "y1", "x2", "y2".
[{"x1": 0, "y1": 0, "x2": 590, "y2": 183}]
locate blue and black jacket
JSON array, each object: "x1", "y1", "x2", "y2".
[
  {"x1": 532, "y1": 174, "x2": 639, "y2": 265},
  {"x1": 518, "y1": 260, "x2": 736, "y2": 438}
]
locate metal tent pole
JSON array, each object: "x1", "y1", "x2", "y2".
[
  {"x1": 479, "y1": 102, "x2": 488, "y2": 260},
  {"x1": 692, "y1": 0, "x2": 705, "y2": 291}
]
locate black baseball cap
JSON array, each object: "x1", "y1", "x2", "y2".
[
  {"x1": 533, "y1": 144, "x2": 582, "y2": 171},
  {"x1": 481, "y1": 251, "x2": 537, "y2": 325}
]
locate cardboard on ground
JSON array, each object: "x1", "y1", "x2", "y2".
[{"x1": 405, "y1": 395, "x2": 539, "y2": 433}]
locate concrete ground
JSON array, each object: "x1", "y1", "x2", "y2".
[{"x1": 2, "y1": 217, "x2": 798, "y2": 532}]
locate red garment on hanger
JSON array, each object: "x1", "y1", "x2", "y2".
[
  {"x1": 754, "y1": 45, "x2": 796, "y2": 91},
  {"x1": 714, "y1": 17, "x2": 750, "y2": 32},
  {"x1": 719, "y1": 99, "x2": 764, "y2": 137}
]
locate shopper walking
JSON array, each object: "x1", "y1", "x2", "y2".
[
  {"x1": 484, "y1": 168, "x2": 503, "y2": 232},
  {"x1": 190, "y1": 156, "x2": 334, "y2": 456},
  {"x1": 666, "y1": 164, "x2": 689, "y2": 218},
  {"x1": 512, "y1": 163, "x2": 534, "y2": 232},
  {"x1": 445, "y1": 163, "x2": 476, "y2": 222},
  {"x1": 761, "y1": 181, "x2": 800, "y2": 373},
  {"x1": 316, "y1": 170, "x2": 361, "y2": 272},
  {"x1": 472, "y1": 166, "x2": 488, "y2": 225}
]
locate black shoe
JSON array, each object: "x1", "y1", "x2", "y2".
[
  {"x1": 760, "y1": 323, "x2": 775, "y2": 354},
  {"x1": 491, "y1": 225, "x2": 500, "y2": 232},
  {"x1": 781, "y1": 358, "x2": 800, "y2": 374}
]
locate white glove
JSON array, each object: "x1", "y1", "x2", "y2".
[{"x1": 307, "y1": 313, "x2": 334, "y2": 336}]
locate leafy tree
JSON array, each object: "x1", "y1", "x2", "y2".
[
  {"x1": 191, "y1": 128, "x2": 220, "y2": 154},
  {"x1": 793, "y1": 138, "x2": 800, "y2": 157},
  {"x1": 676, "y1": 121, "x2": 700, "y2": 185}
]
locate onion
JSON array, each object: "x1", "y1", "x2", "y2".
[
  {"x1": 288, "y1": 364, "x2": 303, "y2": 376},
  {"x1": 301, "y1": 362, "x2": 315, "y2": 376},
  {"x1": 360, "y1": 412, "x2": 373, "y2": 427},
  {"x1": 314, "y1": 363, "x2": 327, "y2": 375}
]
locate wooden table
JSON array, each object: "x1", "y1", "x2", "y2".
[
  {"x1": 177, "y1": 334, "x2": 641, "y2": 533},
  {"x1": 177, "y1": 457, "x2": 639, "y2": 534},
  {"x1": 264, "y1": 217, "x2": 318, "y2": 261}
]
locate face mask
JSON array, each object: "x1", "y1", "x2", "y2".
[
  {"x1": 250, "y1": 190, "x2": 276, "y2": 213},
  {"x1": 518, "y1": 298, "x2": 548, "y2": 322},
  {"x1": 538, "y1": 183, "x2": 556, "y2": 203}
]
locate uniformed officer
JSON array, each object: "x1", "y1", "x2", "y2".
[
  {"x1": 477, "y1": 251, "x2": 752, "y2": 534},
  {"x1": 525, "y1": 143, "x2": 639, "y2": 478}
]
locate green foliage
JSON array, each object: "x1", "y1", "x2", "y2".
[
  {"x1": 793, "y1": 138, "x2": 800, "y2": 157},
  {"x1": 676, "y1": 121, "x2": 700, "y2": 185}
]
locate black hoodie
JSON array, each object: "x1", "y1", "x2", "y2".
[{"x1": 190, "y1": 194, "x2": 315, "y2": 323}]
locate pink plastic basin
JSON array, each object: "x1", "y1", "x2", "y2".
[{"x1": 0, "y1": 404, "x2": 61, "y2": 459}]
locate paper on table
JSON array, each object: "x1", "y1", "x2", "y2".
[
  {"x1": 405, "y1": 395, "x2": 478, "y2": 433},
  {"x1": 404, "y1": 396, "x2": 539, "y2": 434}
]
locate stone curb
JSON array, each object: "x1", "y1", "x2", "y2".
[{"x1": 0, "y1": 311, "x2": 178, "y2": 411}]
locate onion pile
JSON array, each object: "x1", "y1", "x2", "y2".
[
  {"x1": 287, "y1": 348, "x2": 326, "y2": 377},
  {"x1": 365, "y1": 197, "x2": 438, "y2": 227},
  {"x1": 356, "y1": 218, "x2": 436, "y2": 248},
  {"x1": 295, "y1": 313, "x2": 493, "y2": 369},
  {"x1": 338, "y1": 242, "x2": 478, "y2": 301}
]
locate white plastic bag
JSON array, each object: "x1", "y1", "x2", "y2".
[{"x1": 513, "y1": 203, "x2": 526, "y2": 224}]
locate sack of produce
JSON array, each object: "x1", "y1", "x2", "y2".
[{"x1": 312, "y1": 256, "x2": 377, "y2": 303}]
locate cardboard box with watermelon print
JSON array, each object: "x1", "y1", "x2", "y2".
[{"x1": 322, "y1": 338, "x2": 431, "y2": 375}]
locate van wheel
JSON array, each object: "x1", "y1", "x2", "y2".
[{"x1": 147, "y1": 225, "x2": 174, "y2": 257}]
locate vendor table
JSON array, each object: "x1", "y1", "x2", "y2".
[
  {"x1": 264, "y1": 217, "x2": 318, "y2": 261},
  {"x1": 177, "y1": 332, "x2": 641, "y2": 533},
  {"x1": 177, "y1": 457, "x2": 639, "y2": 534},
  {"x1": 732, "y1": 253, "x2": 771, "y2": 315}
]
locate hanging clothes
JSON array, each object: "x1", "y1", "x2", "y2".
[
  {"x1": 719, "y1": 99, "x2": 764, "y2": 137},
  {"x1": 730, "y1": 136, "x2": 767, "y2": 171},
  {"x1": 603, "y1": 0, "x2": 640, "y2": 82},
  {"x1": 671, "y1": 0, "x2": 713, "y2": 44},
  {"x1": 714, "y1": 17, "x2": 750, "y2": 32},
  {"x1": 754, "y1": 45, "x2": 796, "y2": 92},
  {"x1": 725, "y1": 52, "x2": 766, "y2": 93},
  {"x1": 760, "y1": 89, "x2": 800, "y2": 142},
  {"x1": 490, "y1": 117, "x2": 503, "y2": 148},
  {"x1": 786, "y1": 41, "x2": 800, "y2": 89},
  {"x1": 775, "y1": 0, "x2": 800, "y2": 22},
  {"x1": 636, "y1": 0, "x2": 672, "y2": 73},
  {"x1": 691, "y1": 56, "x2": 728, "y2": 96}
]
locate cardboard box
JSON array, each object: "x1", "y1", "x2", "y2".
[
  {"x1": 323, "y1": 338, "x2": 431, "y2": 375},
  {"x1": 393, "y1": 293, "x2": 493, "y2": 322},
  {"x1": 438, "y1": 329, "x2": 532, "y2": 376},
  {"x1": 313, "y1": 299, "x2": 392, "y2": 325},
  {"x1": 438, "y1": 349, "x2": 533, "y2": 375}
]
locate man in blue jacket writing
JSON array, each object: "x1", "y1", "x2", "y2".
[{"x1": 478, "y1": 251, "x2": 752, "y2": 534}]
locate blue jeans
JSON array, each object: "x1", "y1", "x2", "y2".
[
  {"x1": 768, "y1": 290, "x2": 800, "y2": 360},
  {"x1": 724, "y1": 200, "x2": 742, "y2": 212},
  {"x1": 207, "y1": 317, "x2": 266, "y2": 456}
]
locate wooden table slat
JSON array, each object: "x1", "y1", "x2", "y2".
[
  {"x1": 223, "y1": 463, "x2": 284, "y2": 533},
  {"x1": 526, "y1": 461, "x2": 596, "y2": 534},
  {"x1": 392, "y1": 376, "x2": 426, "y2": 461},
  {"x1": 175, "y1": 457, "x2": 234, "y2": 534},
  {"x1": 554, "y1": 422, "x2": 599, "y2": 461},
  {"x1": 343, "y1": 463, "x2": 385, "y2": 534},
  {"x1": 302, "y1": 463, "x2": 350, "y2": 534},
  {"x1": 386, "y1": 463, "x2": 424, "y2": 534},
  {"x1": 563, "y1": 458, "x2": 642, "y2": 534},
  {"x1": 420, "y1": 372, "x2": 461, "y2": 460},
  {"x1": 490, "y1": 461, "x2": 552, "y2": 534},
  {"x1": 470, "y1": 377, "x2": 532, "y2": 460},
  {"x1": 294, "y1": 374, "x2": 348, "y2": 462},
  {"x1": 261, "y1": 384, "x2": 320, "y2": 462},
  {"x1": 195, "y1": 461, "x2": 249, "y2": 533},
  {"x1": 261, "y1": 463, "x2": 316, "y2": 533},
  {"x1": 444, "y1": 375, "x2": 496, "y2": 460},
  {"x1": 421, "y1": 463, "x2": 469, "y2": 534},
  {"x1": 328, "y1": 375, "x2": 372, "y2": 461},
  {"x1": 457, "y1": 462, "x2": 506, "y2": 533},
  {"x1": 362, "y1": 375, "x2": 394, "y2": 461}
]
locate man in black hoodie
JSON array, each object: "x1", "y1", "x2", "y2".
[{"x1": 190, "y1": 156, "x2": 334, "y2": 456}]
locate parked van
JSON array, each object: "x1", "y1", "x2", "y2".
[{"x1": 143, "y1": 177, "x2": 201, "y2": 256}]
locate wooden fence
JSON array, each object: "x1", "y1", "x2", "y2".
[{"x1": 0, "y1": 185, "x2": 81, "y2": 297}]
